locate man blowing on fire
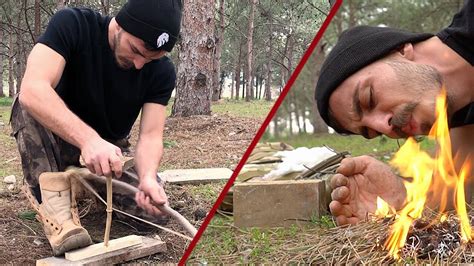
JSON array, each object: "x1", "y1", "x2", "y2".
[
  {"x1": 315, "y1": 0, "x2": 474, "y2": 226},
  {"x1": 10, "y1": 0, "x2": 182, "y2": 255}
]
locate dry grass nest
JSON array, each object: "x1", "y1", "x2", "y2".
[{"x1": 193, "y1": 208, "x2": 474, "y2": 264}]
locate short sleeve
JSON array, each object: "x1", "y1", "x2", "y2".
[
  {"x1": 37, "y1": 8, "x2": 83, "y2": 61},
  {"x1": 436, "y1": 0, "x2": 474, "y2": 65},
  {"x1": 144, "y1": 57, "x2": 177, "y2": 106}
]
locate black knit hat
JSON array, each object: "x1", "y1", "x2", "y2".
[
  {"x1": 116, "y1": 0, "x2": 182, "y2": 52},
  {"x1": 315, "y1": 26, "x2": 433, "y2": 132}
]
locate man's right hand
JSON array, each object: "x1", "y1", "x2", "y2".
[
  {"x1": 80, "y1": 137, "x2": 123, "y2": 178},
  {"x1": 329, "y1": 155, "x2": 406, "y2": 226}
]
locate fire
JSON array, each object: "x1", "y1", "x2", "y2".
[
  {"x1": 375, "y1": 197, "x2": 390, "y2": 217},
  {"x1": 376, "y1": 89, "x2": 472, "y2": 259},
  {"x1": 375, "y1": 197, "x2": 395, "y2": 218}
]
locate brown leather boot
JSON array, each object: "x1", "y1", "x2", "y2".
[{"x1": 37, "y1": 172, "x2": 92, "y2": 256}]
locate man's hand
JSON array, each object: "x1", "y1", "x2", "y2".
[
  {"x1": 80, "y1": 137, "x2": 123, "y2": 178},
  {"x1": 329, "y1": 155, "x2": 406, "y2": 226},
  {"x1": 135, "y1": 176, "x2": 168, "y2": 216}
]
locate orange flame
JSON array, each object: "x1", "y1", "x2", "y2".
[
  {"x1": 375, "y1": 196, "x2": 396, "y2": 218},
  {"x1": 375, "y1": 197, "x2": 390, "y2": 218},
  {"x1": 379, "y1": 89, "x2": 472, "y2": 259}
]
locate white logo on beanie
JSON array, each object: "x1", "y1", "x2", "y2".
[{"x1": 157, "y1": 33, "x2": 169, "y2": 48}]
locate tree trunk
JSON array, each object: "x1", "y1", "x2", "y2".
[
  {"x1": 280, "y1": 33, "x2": 289, "y2": 88},
  {"x1": 288, "y1": 108, "x2": 293, "y2": 135},
  {"x1": 348, "y1": 0, "x2": 356, "y2": 29},
  {"x1": 171, "y1": 0, "x2": 215, "y2": 117},
  {"x1": 0, "y1": 21, "x2": 4, "y2": 98},
  {"x1": 230, "y1": 73, "x2": 234, "y2": 99},
  {"x1": 273, "y1": 113, "x2": 279, "y2": 137},
  {"x1": 255, "y1": 75, "x2": 259, "y2": 100},
  {"x1": 211, "y1": 0, "x2": 225, "y2": 101},
  {"x1": 245, "y1": 0, "x2": 256, "y2": 102},
  {"x1": 312, "y1": 100, "x2": 328, "y2": 133},
  {"x1": 311, "y1": 43, "x2": 329, "y2": 133},
  {"x1": 302, "y1": 107, "x2": 307, "y2": 133},
  {"x1": 234, "y1": 40, "x2": 242, "y2": 100},
  {"x1": 15, "y1": 11, "x2": 22, "y2": 94},
  {"x1": 8, "y1": 32, "x2": 15, "y2": 97},
  {"x1": 286, "y1": 33, "x2": 294, "y2": 83},
  {"x1": 241, "y1": 74, "x2": 245, "y2": 99},
  {"x1": 264, "y1": 6, "x2": 273, "y2": 101},
  {"x1": 34, "y1": 0, "x2": 41, "y2": 41},
  {"x1": 219, "y1": 71, "x2": 224, "y2": 99}
]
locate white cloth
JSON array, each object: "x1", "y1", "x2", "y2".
[{"x1": 263, "y1": 147, "x2": 336, "y2": 179}]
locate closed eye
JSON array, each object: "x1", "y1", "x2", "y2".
[{"x1": 369, "y1": 86, "x2": 375, "y2": 109}]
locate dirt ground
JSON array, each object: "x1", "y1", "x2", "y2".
[{"x1": 0, "y1": 109, "x2": 261, "y2": 264}]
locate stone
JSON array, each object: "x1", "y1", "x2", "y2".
[
  {"x1": 34, "y1": 239, "x2": 43, "y2": 246},
  {"x1": 3, "y1": 175, "x2": 16, "y2": 184},
  {"x1": 7, "y1": 184, "x2": 14, "y2": 191}
]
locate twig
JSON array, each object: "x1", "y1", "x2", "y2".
[
  {"x1": 114, "y1": 220, "x2": 139, "y2": 233},
  {"x1": 104, "y1": 176, "x2": 112, "y2": 247},
  {"x1": 346, "y1": 235, "x2": 364, "y2": 265},
  {"x1": 1, "y1": 157, "x2": 17, "y2": 164},
  {"x1": 12, "y1": 218, "x2": 37, "y2": 236},
  {"x1": 73, "y1": 174, "x2": 193, "y2": 241}
]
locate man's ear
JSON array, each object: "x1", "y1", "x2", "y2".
[
  {"x1": 112, "y1": 18, "x2": 122, "y2": 33},
  {"x1": 398, "y1": 43, "x2": 415, "y2": 61}
]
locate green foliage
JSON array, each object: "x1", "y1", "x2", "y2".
[
  {"x1": 248, "y1": 228, "x2": 274, "y2": 258},
  {"x1": 189, "y1": 182, "x2": 225, "y2": 202},
  {"x1": 0, "y1": 97, "x2": 12, "y2": 107},
  {"x1": 221, "y1": 0, "x2": 329, "y2": 100},
  {"x1": 192, "y1": 215, "x2": 237, "y2": 263},
  {"x1": 311, "y1": 214, "x2": 336, "y2": 228},
  {"x1": 18, "y1": 210, "x2": 37, "y2": 221},
  {"x1": 211, "y1": 99, "x2": 275, "y2": 118},
  {"x1": 192, "y1": 215, "x2": 331, "y2": 263},
  {"x1": 272, "y1": 0, "x2": 463, "y2": 137},
  {"x1": 163, "y1": 140, "x2": 177, "y2": 148}
]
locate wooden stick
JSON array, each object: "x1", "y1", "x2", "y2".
[
  {"x1": 75, "y1": 176, "x2": 193, "y2": 240},
  {"x1": 104, "y1": 176, "x2": 113, "y2": 247},
  {"x1": 66, "y1": 167, "x2": 198, "y2": 237}
]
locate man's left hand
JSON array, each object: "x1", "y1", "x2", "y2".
[{"x1": 135, "y1": 176, "x2": 168, "y2": 216}]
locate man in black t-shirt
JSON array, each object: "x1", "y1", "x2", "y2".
[
  {"x1": 11, "y1": 0, "x2": 182, "y2": 255},
  {"x1": 314, "y1": 0, "x2": 474, "y2": 225}
]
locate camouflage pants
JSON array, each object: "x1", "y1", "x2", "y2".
[{"x1": 10, "y1": 96, "x2": 165, "y2": 224}]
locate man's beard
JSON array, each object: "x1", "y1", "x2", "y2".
[
  {"x1": 386, "y1": 59, "x2": 452, "y2": 136},
  {"x1": 113, "y1": 31, "x2": 134, "y2": 70},
  {"x1": 391, "y1": 102, "x2": 431, "y2": 137}
]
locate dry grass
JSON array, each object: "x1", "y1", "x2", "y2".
[{"x1": 190, "y1": 209, "x2": 474, "y2": 264}]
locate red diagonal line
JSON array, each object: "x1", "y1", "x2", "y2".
[{"x1": 178, "y1": 0, "x2": 343, "y2": 264}]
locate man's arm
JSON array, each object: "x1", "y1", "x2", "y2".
[
  {"x1": 19, "y1": 43, "x2": 123, "y2": 177},
  {"x1": 134, "y1": 102, "x2": 168, "y2": 216}
]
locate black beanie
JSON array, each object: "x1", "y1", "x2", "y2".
[
  {"x1": 116, "y1": 0, "x2": 182, "y2": 52},
  {"x1": 315, "y1": 26, "x2": 433, "y2": 132}
]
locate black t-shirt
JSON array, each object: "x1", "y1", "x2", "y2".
[
  {"x1": 37, "y1": 8, "x2": 176, "y2": 140},
  {"x1": 437, "y1": 0, "x2": 474, "y2": 128}
]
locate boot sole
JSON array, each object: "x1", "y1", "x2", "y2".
[{"x1": 52, "y1": 230, "x2": 93, "y2": 256}]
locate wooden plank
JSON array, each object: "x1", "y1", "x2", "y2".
[
  {"x1": 160, "y1": 168, "x2": 232, "y2": 185},
  {"x1": 65, "y1": 235, "x2": 142, "y2": 261},
  {"x1": 36, "y1": 235, "x2": 166, "y2": 266},
  {"x1": 233, "y1": 180, "x2": 327, "y2": 228}
]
